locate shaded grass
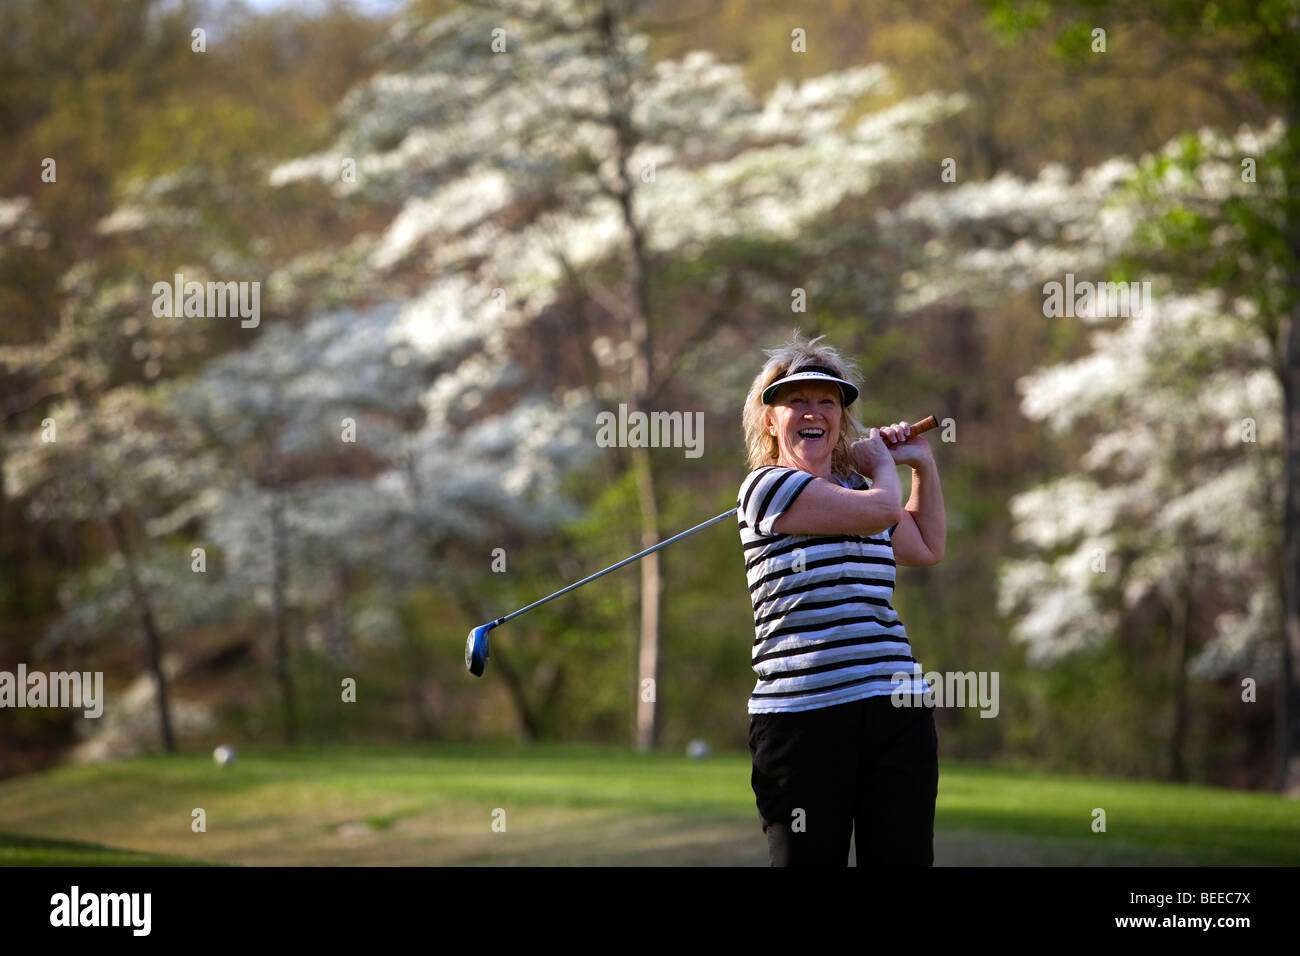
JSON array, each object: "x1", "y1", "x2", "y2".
[
  {"x1": 0, "y1": 830, "x2": 214, "y2": 866},
  {"x1": 0, "y1": 743, "x2": 1296, "y2": 865}
]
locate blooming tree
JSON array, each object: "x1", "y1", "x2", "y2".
[
  {"x1": 269, "y1": 0, "x2": 969, "y2": 747},
  {"x1": 885, "y1": 121, "x2": 1286, "y2": 780}
]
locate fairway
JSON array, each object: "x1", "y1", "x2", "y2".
[{"x1": 1, "y1": 744, "x2": 1297, "y2": 866}]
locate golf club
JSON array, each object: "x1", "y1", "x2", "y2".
[{"x1": 466, "y1": 413, "x2": 940, "y2": 675}]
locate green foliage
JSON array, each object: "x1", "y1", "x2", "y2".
[
  {"x1": 982, "y1": 0, "x2": 1054, "y2": 43},
  {"x1": 2, "y1": 0, "x2": 1290, "y2": 792}
]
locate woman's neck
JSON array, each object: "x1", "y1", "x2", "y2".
[{"x1": 777, "y1": 455, "x2": 833, "y2": 479}]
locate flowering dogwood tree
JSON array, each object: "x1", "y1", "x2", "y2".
[
  {"x1": 270, "y1": 0, "x2": 968, "y2": 748},
  {"x1": 177, "y1": 302, "x2": 594, "y2": 740},
  {"x1": 4, "y1": 384, "x2": 220, "y2": 752},
  {"x1": 886, "y1": 121, "x2": 1286, "y2": 781}
]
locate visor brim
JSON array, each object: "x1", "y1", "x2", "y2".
[{"x1": 762, "y1": 373, "x2": 858, "y2": 407}]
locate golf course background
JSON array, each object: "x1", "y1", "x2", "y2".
[
  {"x1": 2, "y1": 744, "x2": 1298, "y2": 866},
  {"x1": 3, "y1": 0, "x2": 1300, "y2": 867}
]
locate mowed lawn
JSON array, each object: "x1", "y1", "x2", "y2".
[{"x1": 1, "y1": 743, "x2": 1297, "y2": 866}]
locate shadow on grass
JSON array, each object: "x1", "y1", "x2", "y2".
[{"x1": 0, "y1": 830, "x2": 220, "y2": 867}]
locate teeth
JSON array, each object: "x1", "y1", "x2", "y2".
[{"x1": 798, "y1": 429, "x2": 824, "y2": 438}]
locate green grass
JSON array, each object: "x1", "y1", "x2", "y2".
[
  {"x1": 0, "y1": 830, "x2": 215, "y2": 866},
  {"x1": 0, "y1": 743, "x2": 1296, "y2": 865}
]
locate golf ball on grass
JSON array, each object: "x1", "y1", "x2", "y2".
[
  {"x1": 213, "y1": 745, "x2": 238, "y2": 766},
  {"x1": 686, "y1": 739, "x2": 710, "y2": 759}
]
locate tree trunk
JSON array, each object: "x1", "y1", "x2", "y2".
[
  {"x1": 71, "y1": 383, "x2": 177, "y2": 753},
  {"x1": 1169, "y1": 568, "x2": 1191, "y2": 783},
  {"x1": 269, "y1": 486, "x2": 297, "y2": 744},
  {"x1": 1280, "y1": 285, "x2": 1300, "y2": 795},
  {"x1": 564, "y1": 256, "x2": 643, "y2": 731},
  {"x1": 493, "y1": 650, "x2": 541, "y2": 740},
  {"x1": 631, "y1": 443, "x2": 661, "y2": 751},
  {"x1": 105, "y1": 510, "x2": 176, "y2": 753},
  {"x1": 398, "y1": 603, "x2": 434, "y2": 739},
  {"x1": 620, "y1": 204, "x2": 661, "y2": 753},
  {"x1": 1280, "y1": 111, "x2": 1300, "y2": 797},
  {"x1": 600, "y1": 0, "x2": 662, "y2": 752},
  {"x1": 397, "y1": 457, "x2": 436, "y2": 739}
]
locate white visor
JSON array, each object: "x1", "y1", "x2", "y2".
[{"x1": 761, "y1": 365, "x2": 859, "y2": 406}]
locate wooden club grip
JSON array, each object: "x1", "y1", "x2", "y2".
[{"x1": 882, "y1": 415, "x2": 938, "y2": 445}]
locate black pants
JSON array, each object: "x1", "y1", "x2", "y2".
[{"x1": 748, "y1": 693, "x2": 938, "y2": 866}]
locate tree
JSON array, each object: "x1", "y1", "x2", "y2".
[
  {"x1": 5, "y1": 385, "x2": 219, "y2": 752},
  {"x1": 986, "y1": 0, "x2": 1300, "y2": 792},
  {"x1": 270, "y1": 0, "x2": 968, "y2": 748},
  {"x1": 176, "y1": 301, "x2": 597, "y2": 740},
  {"x1": 882, "y1": 118, "x2": 1286, "y2": 783}
]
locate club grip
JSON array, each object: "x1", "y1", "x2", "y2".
[{"x1": 883, "y1": 414, "x2": 939, "y2": 445}]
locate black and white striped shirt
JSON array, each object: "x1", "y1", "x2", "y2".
[{"x1": 736, "y1": 465, "x2": 931, "y2": 714}]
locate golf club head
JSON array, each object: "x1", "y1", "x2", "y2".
[{"x1": 466, "y1": 621, "x2": 498, "y2": 677}]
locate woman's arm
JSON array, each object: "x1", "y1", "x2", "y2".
[
  {"x1": 771, "y1": 429, "x2": 903, "y2": 536},
  {"x1": 882, "y1": 423, "x2": 946, "y2": 566}
]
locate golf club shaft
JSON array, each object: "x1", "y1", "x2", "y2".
[
  {"x1": 494, "y1": 509, "x2": 736, "y2": 627},
  {"x1": 490, "y1": 414, "x2": 938, "y2": 628}
]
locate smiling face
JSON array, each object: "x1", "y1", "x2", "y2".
[{"x1": 766, "y1": 380, "x2": 843, "y2": 477}]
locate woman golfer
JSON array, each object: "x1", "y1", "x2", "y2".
[{"x1": 738, "y1": 332, "x2": 946, "y2": 866}]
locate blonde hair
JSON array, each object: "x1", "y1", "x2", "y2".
[{"x1": 742, "y1": 330, "x2": 866, "y2": 481}]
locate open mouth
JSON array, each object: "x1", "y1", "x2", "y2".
[{"x1": 797, "y1": 428, "x2": 826, "y2": 441}]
